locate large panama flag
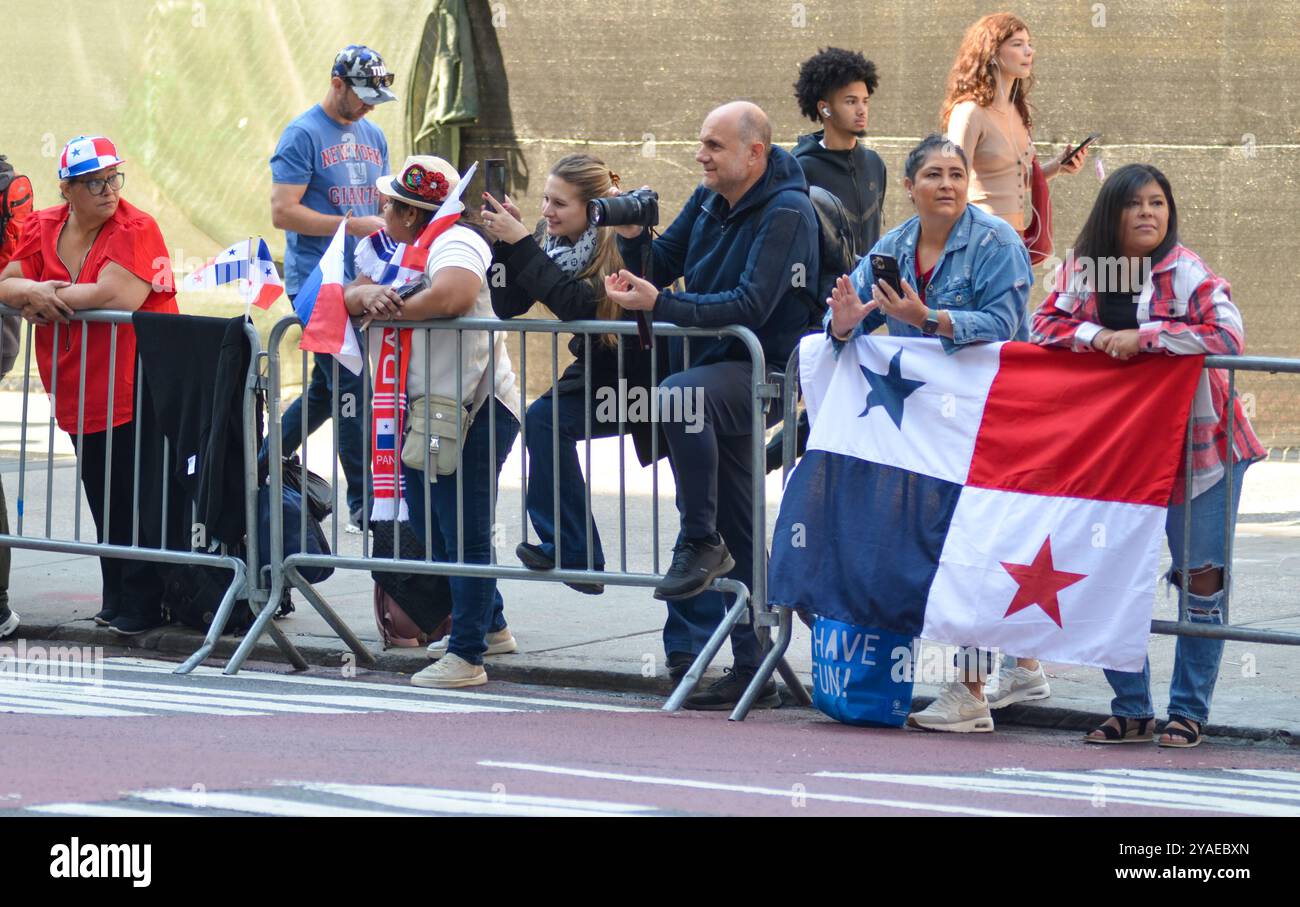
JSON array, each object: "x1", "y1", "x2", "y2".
[{"x1": 768, "y1": 334, "x2": 1204, "y2": 672}]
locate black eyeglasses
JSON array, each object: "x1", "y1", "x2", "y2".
[
  {"x1": 76, "y1": 172, "x2": 125, "y2": 196},
  {"x1": 348, "y1": 72, "x2": 395, "y2": 89}
]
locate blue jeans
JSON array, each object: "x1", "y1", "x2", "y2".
[
  {"x1": 402, "y1": 403, "x2": 519, "y2": 665},
  {"x1": 1105, "y1": 459, "x2": 1250, "y2": 725},
  {"x1": 275, "y1": 352, "x2": 368, "y2": 519},
  {"x1": 524, "y1": 391, "x2": 609, "y2": 570}
]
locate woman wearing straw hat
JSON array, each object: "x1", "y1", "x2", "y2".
[{"x1": 347, "y1": 154, "x2": 522, "y2": 688}]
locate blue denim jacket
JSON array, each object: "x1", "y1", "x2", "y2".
[{"x1": 825, "y1": 203, "x2": 1033, "y2": 354}]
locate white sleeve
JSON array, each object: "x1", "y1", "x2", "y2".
[{"x1": 425, "y1": 227, "x2": 491, "y2": 283}]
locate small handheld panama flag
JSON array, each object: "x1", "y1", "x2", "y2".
[
  {"x1": 293, "y1": 217, "x2": 363, "y2": 376},
  {"x1": 182, "y1": 238, "x2": 283, "y2": 310},
  {"x1": 768, "y1": 334, "x2": 1204, "y2": 674}
]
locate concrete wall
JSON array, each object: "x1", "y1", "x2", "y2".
[{"x1": 463, "y1": 0, "x2": 1300, "y2": 447}]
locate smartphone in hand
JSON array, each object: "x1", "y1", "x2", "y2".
[
  {"x1": 1062, "y1": 133, "x2": 1100, "y2": 164},
  {"x1": 870, "y1": 253, "x2": 904, "y2": 298},
  {"x1": 484, "y1": 158, "x2": 508, "y2": 204}
]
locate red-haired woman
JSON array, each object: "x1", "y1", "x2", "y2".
[
  {"x1": 0, "y1": 136, "x2": 179, "y2": 636},
  {"x1": 941, "y1": 13, "x2": 1087, "y2": 235},
  {"x1": 933, "y1": 12, "x2": 1089, "y2": 713}
]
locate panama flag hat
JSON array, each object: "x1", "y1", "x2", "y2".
[{"x1": 58, "y1": 135, "x2": 126, "y2": 180}]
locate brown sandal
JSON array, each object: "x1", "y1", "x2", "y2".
[
  {"x1": 1158, "y1": 717, "x2": 1203, "y2": 748},
  {"x1": 1084, "y1": 715, "x2": 1154, "y2": 744}
]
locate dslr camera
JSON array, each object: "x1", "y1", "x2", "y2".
[{"x1": 587, "y1": 188, "x2": 659, "y2": 229}]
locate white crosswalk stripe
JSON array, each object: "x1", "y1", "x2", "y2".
[
  {"x1": 814, "y1": 768, "x2": 1300, "y2": 816},
  {"x1": 26, "y1": 783, "x2": 666, "y2": 817},
  {"x1": 0, "y1": 657, "x2": 645, "y2": 719}
]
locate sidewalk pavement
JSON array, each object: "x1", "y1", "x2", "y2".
[{"x1": 3, "y1": 392, "x2": 1298, "y2": 744}]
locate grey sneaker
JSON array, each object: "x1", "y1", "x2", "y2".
[
  {"x1": 411, "y1": 653, "x2": 487, "y2": 688},
  {"x1": 906, "y1": 681, "x2": 994, "y2": 733},
  {"x1": 987, "y1": 663, "x2": 1051, "y2": 709}
]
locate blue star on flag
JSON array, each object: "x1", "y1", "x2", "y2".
[{"x1": 860, "y1": 349, "x2": 925, "y2": 429}]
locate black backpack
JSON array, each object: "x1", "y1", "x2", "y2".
[{"x1": 804, "y1": 185, "x2": 857, "y2": 327}]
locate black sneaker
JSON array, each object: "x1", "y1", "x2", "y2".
[
  {"x1": 109, "y1": 613, "x2": 166, "y2": 636},
  {"x1": 275, "y1": 587, "x2": 295, "y2": 619},
  {"x1": 682, "y1": 667, "x2": 780, "y2": 711},
  {"x1": 0, "y1": 605, "x2": 18, "y2": 641},
  {"x1": 653, "y1": 534, "x2": 734, "y2": 601},
  {"x1": 516, "y1": 542, "x2": 604, "y2": 595},
  {"x1": 667, "y1": 651, "x2": 695, "y2": 686},
  {"x1": 93, "y1": 608, "x2": 117, "y2": 627}
]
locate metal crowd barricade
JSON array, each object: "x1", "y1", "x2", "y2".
[
  {"x1": 740, "y1": 343, "x2": 1300, "y2": 720},
  {"x1": 0, "y1": 307, "x2": 306, "y2": 674},
  {"x1": 223, "y1": 313, "x2": 814, "y2": 712}
]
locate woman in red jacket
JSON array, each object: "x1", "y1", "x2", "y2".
[
  {"x1": 0, "y1": 135, "x2": 179, "y2": 635},
  {"x1": 1032, "y1": 163, "x2": 1265, "y2": 747}
]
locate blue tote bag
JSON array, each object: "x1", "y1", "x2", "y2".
[{"x1": 810, "y1": 616, "x2": 914, "y2": 727}]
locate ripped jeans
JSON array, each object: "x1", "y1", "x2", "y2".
[{"x1": 1104, "y1": 459, "x2": 1251, "y2": 725}]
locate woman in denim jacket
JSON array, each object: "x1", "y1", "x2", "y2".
[
  {"x1": 825, "y1": 134, "x2": 1039, "y2": 733},
  {"x1": 1032, "y1": 163, "x2": 1265, "y2": 747}
]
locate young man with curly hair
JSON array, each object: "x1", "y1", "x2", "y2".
[{"x1": 792, "y1": 47, "x2": 888, "y2": 257}]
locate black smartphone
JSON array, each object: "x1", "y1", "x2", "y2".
[
  {"x1": 870, "y1": 253, "x2": 903, "y2": 298},
  {"x1": 1062, "y1": 132, "x2": 1100, "y2": 163},
  {"x1": 484, "y1": 158, "x2": 507, "y2": 204}
]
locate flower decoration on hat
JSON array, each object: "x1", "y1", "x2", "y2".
[{"x1": 402, "y1": 164, "x2": 449, "y2": 203}]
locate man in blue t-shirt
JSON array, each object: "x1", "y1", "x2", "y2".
[{"x1": 270, "y1": 44, "x2": 393, "y2": 529}]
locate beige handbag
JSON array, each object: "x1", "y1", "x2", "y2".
[{"x1": 400, "y1": 369, "x2": 493, "y2": 478}]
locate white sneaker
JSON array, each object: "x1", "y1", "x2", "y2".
[
  {"x1": 426, "y1": 628, "x2": 517, "y2": 660},
  {"x1": 987, "y1": 663, "x2": 1051, "y2": 709},
  {"x1": 410, "y1": 653, "x2": 487, "y2": 688},
  {"x1": 0, "y1": 608, "x2": 18, "y2": 640},
  {"x1": 906, "y1": 681, "x2": 994, "y2": 733}
]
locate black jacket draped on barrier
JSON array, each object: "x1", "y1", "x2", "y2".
[{"x1": 133, "y1": 313, "x2": 258, "y2": 549}]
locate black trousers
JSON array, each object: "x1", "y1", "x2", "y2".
[
  {"x1": 658, "y1": 360, "x2": 779, "y2": 669},
  {"x1": 69, "y1": 420, "x2": 182, "y2": 620}
]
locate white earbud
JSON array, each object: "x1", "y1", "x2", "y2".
[{"x1": 821, "y1": 108, "x2": 831, "y2": 118}]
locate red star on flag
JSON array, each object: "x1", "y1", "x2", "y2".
[{"x1": 999, "y1": 536, "x2": 1086, "y2": 628}]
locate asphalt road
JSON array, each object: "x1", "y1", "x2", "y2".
[{"x1": 1, "y1": 643, "x2": 1298, "y2": 818}]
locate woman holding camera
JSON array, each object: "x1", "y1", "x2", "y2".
[
  {"x1": 1032, "y1": 164, "x2": 1265, "y2": 747},
  {"x1": 826, "y1": 133, "x2": 1035, "y2": 733},
  {"x1": 481, "y1": 153, "x2": 665, "y2": 597},
  {"x1": 347, "y1": 155, "x2": 521, "y2": 688}
]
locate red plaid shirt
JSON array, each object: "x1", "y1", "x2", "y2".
[{"x1": 1031, "y1": 244, "x2": 1265, "y2": 499}]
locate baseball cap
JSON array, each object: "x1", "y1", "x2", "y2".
[
  {"x1": 331, "y1": 44, "x2": 397, "y2": 105},
  {"x1": 58, "y1": 136, "x2": 126, "y2": 181}
]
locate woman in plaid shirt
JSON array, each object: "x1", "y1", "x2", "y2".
[{"x1": 1032, "y1": 163, "x2": 1265, "y2": 748}]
